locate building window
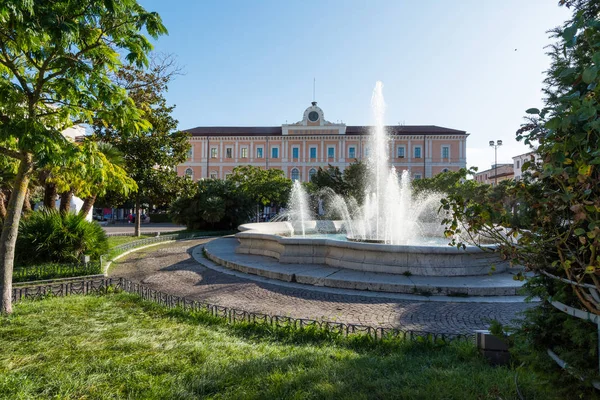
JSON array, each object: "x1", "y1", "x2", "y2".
[
  {"x1": 348, "y1": 147, "x2": 356, "y2": 159},
  {"x1": 271, "y1": 147, "x2": 279, "y2": 159},
  {"x1": 516, "y1": 160, "x2": 520, "y2": 169},
  {"x1": 241, "y1": 147, "x2": 248, "y2": 158},
  {"x1": 442, "y1": 168, "x2": 449, "y2": 173},
  {"x1": 442, "y1": 146, "x2": 449, "y2": 159},
  {"x1": 310, "y1": 147, "x2": 317, "y2": 159},
  {"x1": 327, "y1": 147, "x2": 335, "y2": 158},
  {"x1": 414, "y1": 173, "x2": 422, "y2": 180},
  {"x1": 365, "y1": 146, "x2": 370, "y2": 157},
  {"x1": 211, "y1": 147, "x2": 217, "y2": 158},
  {"x1": 187, "y1": 148, "x2": 193, "y2": 160},
  {"x1": 256, "y1": 147, "x2": 263, "y2": 158},
  {"x1": 210, "y1": 171, "x2": 218, "y2": 179},
  {"x1": 292, "y1": 147, "x2": 299, "y2": 159},
  {"x1": 397, "y1": 146, "x2": 405, "y2": 158},
  {"x1": 226, "y1": 147, "x2": 232, "y2": 158},
  {"x1": 291, "y1": 168, "x2": 300, "y2": 181},
  {"x1": 309, "y1": 168, "x2": 317, "y2": 180},
  {"x1": 414, "y1": 146, "x2": 422, "y2": 159},
  {"x1": 185, "y1": 168, "x2": 193, "y2": 178}
]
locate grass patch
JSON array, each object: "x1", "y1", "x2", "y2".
[
  {"x1": 107, "y1": 230, "x2": 234, "y2": 250},
  {"x1": 0, "y1": 293, "x2": 565, "y2": 399},
  {"x1": 107, "y1": 235, "x2": 154, "y2": 248}
]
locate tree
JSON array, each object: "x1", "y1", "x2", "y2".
[
  {"x1": 169, "y1": 179, "x2": 254, "y2": 230},
  {"x1": 343, "y1": 161, "x2": 368, "y2": 203},
  {"x1": 442, "y1": 0, "x2": 600, "y2": 389},
  {"x1": 0, "y1": 0, "x2": 166, "y2": 314},
  {"x1": 306, "y1": 161, "x2": 368, "y2": 202},
  {"x1": 228, "y1": 166, "x2": 292, "y2": 221},
  {"x1": 0, "y1": 140, "x2": 18, "y2": 220},
  {"x1": 43, "y1": 139, "x2": 137, "y2": 215},
  {"x1": 411, "y1": 168, "x2": 491, "y2": 202},
  {"x1": 94, "y1": 56, "x2": 190, "y2": 236},
  {"x1": 309, "y1": 165, "x2": 347, "y2": 197},
  {"x1": 78, "y1": 142, "x2": 129, "y2": 217}
]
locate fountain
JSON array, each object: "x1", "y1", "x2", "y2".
[
  {"x1": 287, "y1": 180, "x2": 313, "y2": 237},
  {"x1": 233, "y1": 82, "x2": 508, "y2": 277}
]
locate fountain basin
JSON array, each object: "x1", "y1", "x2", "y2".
[{"x1": 236, "y1": 221, "x2": 507, "y2": 277}]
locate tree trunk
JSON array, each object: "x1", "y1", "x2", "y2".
[
  {"x1": 59, "y1": 191, "x2": 73, "y2": 213},
  {"x1": 1, "y1": 153, "x2": 33, "y2": 314},
  {"x1": 79, "y1": 194, "x2": 97, "y2": 219},
  {"x1": 134, "y1": 196, "x2": 141, "y2": 237},
  {"x1": 0, "y1": 191, "x2": 6, "y2": 220},
  {"x1": 44, "y1": 183, "x2": 57, "y2": 209},
  {"x1": 22, "y1": 189, "x2": 32, "y2": 213}
]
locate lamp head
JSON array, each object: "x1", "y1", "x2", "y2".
[
  {"x1": 489, "y1": 141, "x2": 495, "y2": 147},
  {"x1": 497, "y1": 140, "x2": 503, "y2": 146}
]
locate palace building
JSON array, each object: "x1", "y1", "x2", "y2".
[{"x1": 177, "y1": 102, "x2": 469, "y2": 181}]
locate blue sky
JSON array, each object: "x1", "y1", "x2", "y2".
[{"x1": 139, "y1": 0, "x2": 570, "y2": 172}]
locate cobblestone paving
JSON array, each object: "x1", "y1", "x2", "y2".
[{"x1": 109, "y1": 239, "x2": 534, "y2": 335}]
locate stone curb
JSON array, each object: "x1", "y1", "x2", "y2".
[{"x1": 103, "y1": 241, "x2": 176, "y2": 274}]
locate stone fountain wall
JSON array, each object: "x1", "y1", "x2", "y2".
[{"x1": 236, "y1": 221, "x2": 507, "y2": 277}]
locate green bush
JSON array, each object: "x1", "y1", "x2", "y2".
[
  {"x1": 148, "y1": 213, "x2": 171, "y2": 223},
  {"x1": 169, "y1": 179, "x2": 254, "y2": 230},
  {"x1": 13, "y1": 262, "x2": 102, "y2": 283},
  {"x1": 16, "y1": 209, "x2": 108, "y2": 265}
]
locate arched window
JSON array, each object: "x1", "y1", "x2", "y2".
[
  {"x1": 442, "y1": 168, "x2": 449, "y2": 173},
  {"x1": 309, "y1": 168, "x2": 317, "y2": 181},
  {"x1": 185, "y1": 168, "x2": 193, "y2": 179},
  {"x1": 291, "y1": 168, "x2": 300, "y2": 182}
]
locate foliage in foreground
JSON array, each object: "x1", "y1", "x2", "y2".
[
  {"x1": 0, "y1": 293, "x2": 568, "y2": 400},
  {"x1": 16, "y1": 210, "x2": 108, "y2": 265},
  {"x1": 441, "y1": 0, "x2": 600, "y2": 391},
  {"x1": 0, "y1": 0, "x2": 166, "y2": 314}
]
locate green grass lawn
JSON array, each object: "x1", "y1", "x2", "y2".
[
  {"x1": 106, "y1": 230, "x2": 235, "y2": 249},
  {"x1": 106, "y1": 234, "x2": 154, "y2": 248},
  {"x1": 0, "y1": 293, "x2": 566, "y2": 399}
]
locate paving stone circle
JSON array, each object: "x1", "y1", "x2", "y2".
[{"x1": 109, "y1": 239, "x2": 534, "y2": 335}]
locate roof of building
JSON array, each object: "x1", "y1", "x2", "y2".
[
  {"x1": 183, "y1": 125, "x2": 467, "y2": 137},
  {"x1": 512, "y1": 150, "x2": 539, "y2": 160},
  {"x1": 474, "y1": 164, "x2": 514, "y2": 175}
]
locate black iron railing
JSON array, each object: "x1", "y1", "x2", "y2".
[{"x1": 12, "y1": 276, "x2": 472, "y2": 342}]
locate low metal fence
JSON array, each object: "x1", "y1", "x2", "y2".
[
  {"x1": 105, "y1": 230, "x2": 183, "y2": 237},
  {"x1": 12, "y1": 276, "x2": 472, "y2": 342}
]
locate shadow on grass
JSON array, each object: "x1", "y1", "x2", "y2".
[{"x1": 1, "y1": 293, "x2": 583, "y2": 400}]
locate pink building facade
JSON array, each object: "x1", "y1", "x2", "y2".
[{"x1": 177, "y1": 102, "x2": 468, "y2": 181}]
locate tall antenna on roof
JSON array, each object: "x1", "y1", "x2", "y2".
[{"x1": 313, "y1": 78, "x2": 316, "y2": 102}]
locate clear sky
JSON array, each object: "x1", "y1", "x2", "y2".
[{"x1": 139, "y1": 0, "x2": 570, "y2": 173}]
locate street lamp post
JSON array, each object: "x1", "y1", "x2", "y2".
[{"x1": 489, "y1": 140, "x2": 503, "y2": 186}]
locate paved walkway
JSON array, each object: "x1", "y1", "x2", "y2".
[{"x1": 109, "y1": 239, "x2": 534, "y2": 335}]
